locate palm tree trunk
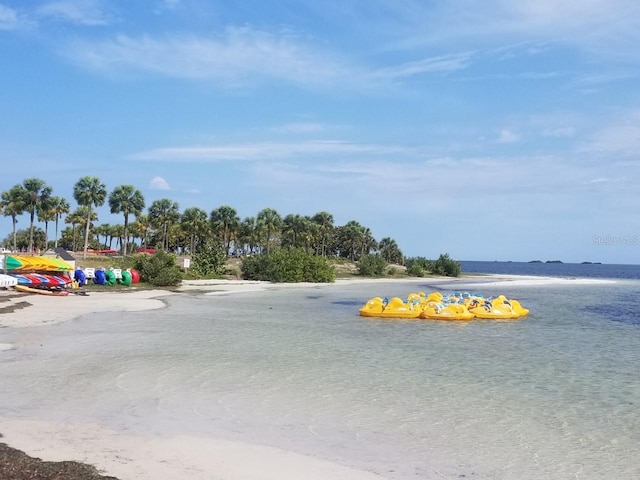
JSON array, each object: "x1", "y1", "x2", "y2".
[
  {"x1": 29, "y1": 212, "x2": 35, "y2": 254},
  {"x1": 44, "y1": 221, "x2": 49, "y2": 253},
  {"x1": 123, "y1": 215, "x2": 129, "y2": 256},
  {"x1": 54, "y1": 216, "x2": 60, "y2": 249},
  {"x1": 12, "y1": 216, "x2": 18, "y2": 252},
  {"x1": 83, "y1": 207, "x2": 92, "y2": 259}
]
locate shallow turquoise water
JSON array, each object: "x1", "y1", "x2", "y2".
[{"x1": 1, "y1": 280, "x2": 639, "y2": 479}]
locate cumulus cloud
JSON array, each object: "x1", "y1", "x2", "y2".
[{"x1": 149, "y1": 176, "x2": 171, "y2": 190}]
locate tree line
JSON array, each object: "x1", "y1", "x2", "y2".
[{"x1": 0, "y1": 176, "x2": 405, "y2": 264}]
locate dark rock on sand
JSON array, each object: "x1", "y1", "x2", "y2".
[{"x1": 0, "y1": 440, "x2": 120, "y2": 480}]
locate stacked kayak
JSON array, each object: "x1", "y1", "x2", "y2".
[
  {"x1": 359, "y1": 291, "x2": 529, "y2": 321},
  {"x1": 14, "y1": 285, "x2": 70, "y2": 296},
  {"x1": 3, "y1": 255, "x2": 74, "y2": 295},
  {"x1": 0, "y1": 274, "x2": 18, "y2": 288}
]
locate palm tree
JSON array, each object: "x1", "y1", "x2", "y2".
[
  {"x1": 210, "y1": 205, "x2": 240, "y2": 256},
  {"x1": 256, "y1": 208, "x2": 282, "y2": 255},
  {"x1": 131, "y1": 214, "x2": 151, "y2": 250},
  {"x1": 1, "y1": 185, "x2": 26, "y2": 252},
  {"x1": 282, "y1": 214, "x2": 309, "y2": 249},
  {"x1": 378, "y1": 237, "x2": 404, "y2": 264},
  {"x1": 312, "y1": 211, "x2": 334, "y2": 256},
  {"x1": 181, "y1": 207, "x2": 209, "y2": 254},
  {"x1": 52, "y1": 197, "x2": 70, "y2": 249},
  {"x1": 73, "y1": 176, "x2": 107, "y2": 259},
  {"x1": 36, "y1": 196, "x2": 56, "y2": 252},
  {"x1": 361, "y1": 227, "x2": 377, "y2": 258},
  {"x1": 300, "y1": 216, "x2": 318, "y2": 254},
  {"x1": 95, "y1": 223, "x2": 111, "y2": 248},
  {"x1": 108, "y1": 184, "x2": 145, "y2": 256},
  {"x1": 337, "y1": 220, "x2": 367, "y2": 261},
  {"x1": 148, "y1": 198, "x2": 180, "y2": 251},
  {"x1": 64, "y1": 208, "x2": 87, "y2": 252},
  {"x1": 237, "y1": 216, "x2": 259, "y2": 255},
  {"x1": 22, "y1": 178, "x2": 52, "y2": 254},
  {"x1": 111, "y1": 224, "x2": 125, "y2": 251}
]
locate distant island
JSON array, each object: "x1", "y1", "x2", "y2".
[{"x1": 528, "y1": 260, "x2": 603, "y2": 265}]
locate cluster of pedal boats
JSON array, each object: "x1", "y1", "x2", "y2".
[{"x1": 359, "y1": 291, "x2": 529, "y2": 320}]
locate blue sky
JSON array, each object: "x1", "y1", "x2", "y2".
[{"x1": 2, "y1": 0, "x2": 640, "y2": 263}]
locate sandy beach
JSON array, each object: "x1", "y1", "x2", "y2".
[
  {"x1": 0, "y1": 275, "x2": 615, "y2": 331},
  {"x1": 0, "y1": 274, "x2": 619, "y2": 479}
]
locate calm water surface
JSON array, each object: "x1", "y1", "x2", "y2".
[{"x1": 1, "y1": 276, "x2": 639, "y2": 479}]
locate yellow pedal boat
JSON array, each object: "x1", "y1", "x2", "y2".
[
  {"x1": 468, "y1": 299, "x2": 520, "y2": 320},
  {"x1": 359, "y1": 297, "x2": 422, "y2": 319},
  {"x1": 421, "y1": 303, "x2": 475, "y2": 321}
]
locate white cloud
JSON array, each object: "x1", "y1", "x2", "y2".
[
  {"x1": 161, "y1": 0, "x2": 180, "y2": 10},
  {"x1": 582, "y1": 112, "x2": 640, "y2": 156},
  {"x1": 61, "y1": 26, "x2": 477, "y2": 90},
  {"x1": 0, "y1": 3, "x2": 20, "y2": 30},
  {"x1": 271, "y1": 122, "x2": 326, "y2": 134},
  {"x1": 541, "y1": 126, "x2": 576, "y2": 138},
  {"x1": 37, "y1": 0, "x2": 113, "y2": 26},
  {"x1": 586, "y1": 177, "x2": 613, "y2": 184},
  {"x1": 496, "y1": 129, "x2": 520, "y2": 144},
  {"x1": 130, "y1": 141, "x2": 417, "y2": 162},
  {"x1": 63, "y1": 28, "x2": 360, "y2": 89},
  {"x1": 371, "y1": 52, "x2": 472, "y2": 80},
  {"x1": 391, "y1": 0, "x2": 640, "y2": 64},
  {"x1": 149, "y1": 176, "x2": 171, "y2": 190},
  {"x1": 153, "y1": 0, "x2": 180, "y2": 14}
]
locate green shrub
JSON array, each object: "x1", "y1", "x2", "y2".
[
  {"x1": 241, "y1": 249, "x2": 335, "y2": 283},
  {"x1": 432, "y1": 253, "x2": 461, "y2": 277},
  {"x1": 132, "y1": 250, "x2": 183, "y2": 286},
  {"x1": 357, "y1": 253, "x2": 387, "y2": 277},
  {"x1": 190, "y1": 244, "x2": 226, "y2": 278},
  {"x1": 405, "y1": 256, "x2": 434, "y2": 277}
]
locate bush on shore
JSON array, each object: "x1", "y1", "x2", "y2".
[
  {"x1": 189, "y1": 244, "x2": 227, "y2": 278},
  {"x1": 241, "y1": 249, "x2": 335, "y2": 283},
  {"x1": 405, "y1": 254, "x2": 461, "y2": 277},
  {"x1": 132, "y1": 250, "x2": 183, "y2": 286},
  {"x1": 357, "y1": 253, "x2": 387, "y2": 277},
  {"x1": 404, "y1": 256, "x2": 434, "y2": 277},
  {"x1": 433, "y1": 253, "x2": 461, "y2": 277}
]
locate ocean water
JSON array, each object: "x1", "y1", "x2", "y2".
[
  {"x1": 1, "y1": 273, "x2": 640, "y2": 479},
  {"x1": 460, "y1": 260, "x2": 640, "y2": 280}
]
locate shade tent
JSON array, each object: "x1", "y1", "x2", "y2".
[{"x1": 4, "y1": 255, "x2": 74, "y2": 272}]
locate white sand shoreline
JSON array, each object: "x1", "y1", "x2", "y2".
[
  {"x1": 0, "y1": 418, "x2": 384, "y2": 480},
  {"x1": 0, "y1": 273, "x2": 619, "y2": 479},
  {"x1": 0, "y1": 274, "x2": 617, "y2": 330}
]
